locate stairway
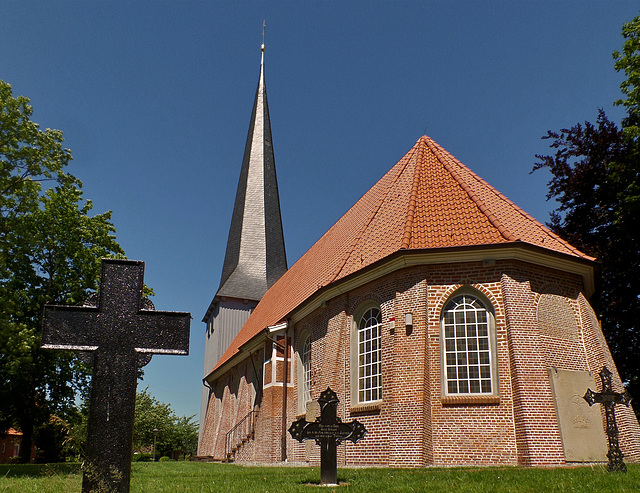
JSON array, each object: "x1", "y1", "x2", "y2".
[{"x1": 225, "y1": 410, "x2": 257, "y2": 462}]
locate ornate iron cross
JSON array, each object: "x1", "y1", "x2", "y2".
[
  {"x1": 289, "y1": 387, "x2": 366, "y2": 485},
  {"x1": 583, "y1": 366, "x2": 632, "y2": 472},
  {"x1": 42, "y1": 259, "x2": 190, "y2": 492}
]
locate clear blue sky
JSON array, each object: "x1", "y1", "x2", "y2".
[{"x1": 2, "y1": 2, "x2": 637, "y2": 420}]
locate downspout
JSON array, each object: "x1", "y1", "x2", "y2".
[
  {"x1": 281, "y1": 326, "x2": 290, "y2": 461},
  {"x1": 199, "y1": 379, "x2": 214, "y2": 454}
]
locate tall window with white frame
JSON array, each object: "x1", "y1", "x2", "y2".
[
  {"x1": 300, "y1": 333, "x2": 312, "y2": 404},
  {"x1": 442, "y1": 294, "x2": 493, "y2": 395},
  {"x1": 358, "y1": 307, "x2": 382, "y2": 403}
]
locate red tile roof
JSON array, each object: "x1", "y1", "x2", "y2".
[{"x1": 210, "y1": 136, "x2": 593, "y2": 374}]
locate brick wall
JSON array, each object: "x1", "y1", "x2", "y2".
[{"x1": 201, "y1": 257, "x2": 640, "y2": 466}]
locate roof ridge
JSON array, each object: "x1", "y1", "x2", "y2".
[
  {"x1": 422, "y1": 137, "x2": 518, "y2": 242},
  {"x1": 426, "y1": 138, "x2": 588, "y2": 258},
  {"x1": 401, "y1": 141, "x2": 424, "y2": 249},
  {"x1": 327, "y1": 143, "x2": 418, "y2": 284}
]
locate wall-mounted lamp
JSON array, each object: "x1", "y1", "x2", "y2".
[{"x1": 405, "y1": 313, "x2": 413, "y2": 336}]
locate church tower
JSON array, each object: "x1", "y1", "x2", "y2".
[{"x1": 199, "y1": 42, "x2": 287, "y2": 440}]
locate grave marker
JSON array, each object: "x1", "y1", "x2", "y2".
[
  {"x1": 42, "y1": 259, "x2": 190, "y2": 492},
  {"x1": 583, "y1": 366, "x2": 632, "y2": 472},
  {"x1": 289, "y1": 387, "x2": 366, "y2": 485}
]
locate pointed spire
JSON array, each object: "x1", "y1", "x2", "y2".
[{"x1": 216, "y1": 42, "x2": 287, "y2": 301}]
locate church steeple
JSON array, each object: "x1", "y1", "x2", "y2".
[
  {"x1": 200, "y1": 42, "x2": 288, "y2": 444},
  {"x1": 216, "y1": 43, "x2": 287, "y2": 302}
]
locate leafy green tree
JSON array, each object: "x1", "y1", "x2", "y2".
[
  {"x1": 133, "y1": 388, "x2": 198, "y2": 460},
  {"x1": 171, "y1": 414, "x2": 199, "y2": 460},
  {"x1": 0, "y1": 80, "x2": 124, "y2": 462},
  {"x1": 533, "y1": 13, "x2": 640, "y2": 415},
  {"x1": 614, "y1": 14, "x2": 640, "y2": 139}
]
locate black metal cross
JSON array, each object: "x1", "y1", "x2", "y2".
[
  {"x1": 289, "y1": 387, "x2": 366, "y2": 485},
  {"x1": 42, "y1": 259, "x2": 190, "y2": 492},
  {"x1": 583, "y1": 366, "x2": 632, "y2": 472}
]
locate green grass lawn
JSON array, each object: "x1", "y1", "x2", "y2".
[{"x1": 0, "y1": 462, "x2": 639, "y2": 492}]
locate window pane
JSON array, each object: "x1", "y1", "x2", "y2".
[
  {"x1": 357, "y1": 307, "x2": 382, "y2": 403},
  {"x1": 479, "y1": 352, "x2": 490, "y2": 365},
  {"x1": 467, "y1": 311, "x2": 477, "y2": 325},
  {"x1": 301, "y1": 334, "x2": 312, "y2": 403},
  {"x1": 442, "y1": 295, "x2": 493, "y2": 396}
]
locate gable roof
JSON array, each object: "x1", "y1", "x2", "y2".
[{"x1": 209, "y1": 135, "x2": 594, "y2": 375}]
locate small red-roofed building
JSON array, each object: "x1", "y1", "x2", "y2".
[
  {"x1": 197, "y1": 49, "x2": 640, "y2": 468},
  {"x1": 0, "y1": 429, "x2": 35, "y2": 463}
]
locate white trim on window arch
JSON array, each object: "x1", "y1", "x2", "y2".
[
  {"x1": 440, "y1": 288, "x2": 499, "y2": 403},
  {"x1": 351, "y1": 301, "x2": 383, "y2": 406}
]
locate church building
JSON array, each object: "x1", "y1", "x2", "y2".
[{"x1": 197, "y1": 46, "x2": 640, "y2": 467}]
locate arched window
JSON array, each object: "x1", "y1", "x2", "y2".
[
  {"x1": 357, "y1": 306, "x2": 382, "y2": 403},
  {"x1": 442, "y1": 294, "x2": 495, "y2": 395},
  {"x1": 300, "y1": 333, "x2": 312, "y2": 404}
]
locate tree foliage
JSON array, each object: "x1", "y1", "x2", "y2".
[
  {"x1": 614, "y1": 14, "x2": 640, "y2": 139},
  {"x1": 132, "y1": 389, "x2": 198, "y2": 460},
  {"x1": 533, "y1": 13, "x2": 640, "y2": 414},
  {"x1": 0, "y1": 80, "x2": 124, "y2": 462}
]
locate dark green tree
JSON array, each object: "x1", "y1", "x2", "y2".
[
  {"x1": 614, "y1": 14, "x2": 640, "y2": 139},
  {"x1": 0, "y1": 80, "x2": 124, "y2": 462},
  {"x1": 132, "y1": 388, "x2": 198, "y2": 460},
  {"x1": 533, "y1": 13, "x2": 640, "y2": 415}
]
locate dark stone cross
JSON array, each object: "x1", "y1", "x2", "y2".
[
  {"x1": 42, "y1": 259, "x2": 190, "y2": 492},
  {"x1": 583, "y1": 366, "x2": 632, "y2": 473},
  {"x1": 289, "y1": 387, "x2": 366, "y2": 485}
]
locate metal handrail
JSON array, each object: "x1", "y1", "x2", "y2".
[{"x1": 225, "y1": 410, "x2": 257, "y2": 460}]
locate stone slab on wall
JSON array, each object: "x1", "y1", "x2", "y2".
[{"x1": 548, "y1": 368, "x2": 607, "y2": 462}]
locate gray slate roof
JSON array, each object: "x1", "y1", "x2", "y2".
[{"x1": 215, "y1": 52, "x2": 287, "y2": 302}]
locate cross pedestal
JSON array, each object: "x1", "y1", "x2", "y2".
[
  {"x1": 42, "y1": 259, "x2": 190, "y2": 492},
  {"x1": 289, "y1": 387, "x2": 366, "y2": 485},
  {"x1": 583, "y1": 366, "x2": 632, "y2": 472}
]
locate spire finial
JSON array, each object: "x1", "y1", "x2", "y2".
[{"x1": 261, "y1": 20, "x2": 266, "y2": 52}]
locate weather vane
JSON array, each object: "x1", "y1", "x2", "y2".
[{"x1": 261, "y1": 20, "x2": 266, "y2": 52}]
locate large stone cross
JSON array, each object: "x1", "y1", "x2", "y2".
[
  {"x1": 289, "y1": 387, "x2": 366, "y2": 485},
  {"x1": 583, "y1": 366, "x2": 632, "y2": 472},
  {"x1": 42, "y1": 259, "x2": 190, "y2": 492}
]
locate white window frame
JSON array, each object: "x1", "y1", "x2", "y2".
[
  {"x1": 296, "y1": 331, "x2": 313, "y2": 414},
  {"x1": 441, "y1": 292, "x2": 498, "y2": 397},
  {"x1": 351, "y1": 303, "x2": 383, "y2": 405}
]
